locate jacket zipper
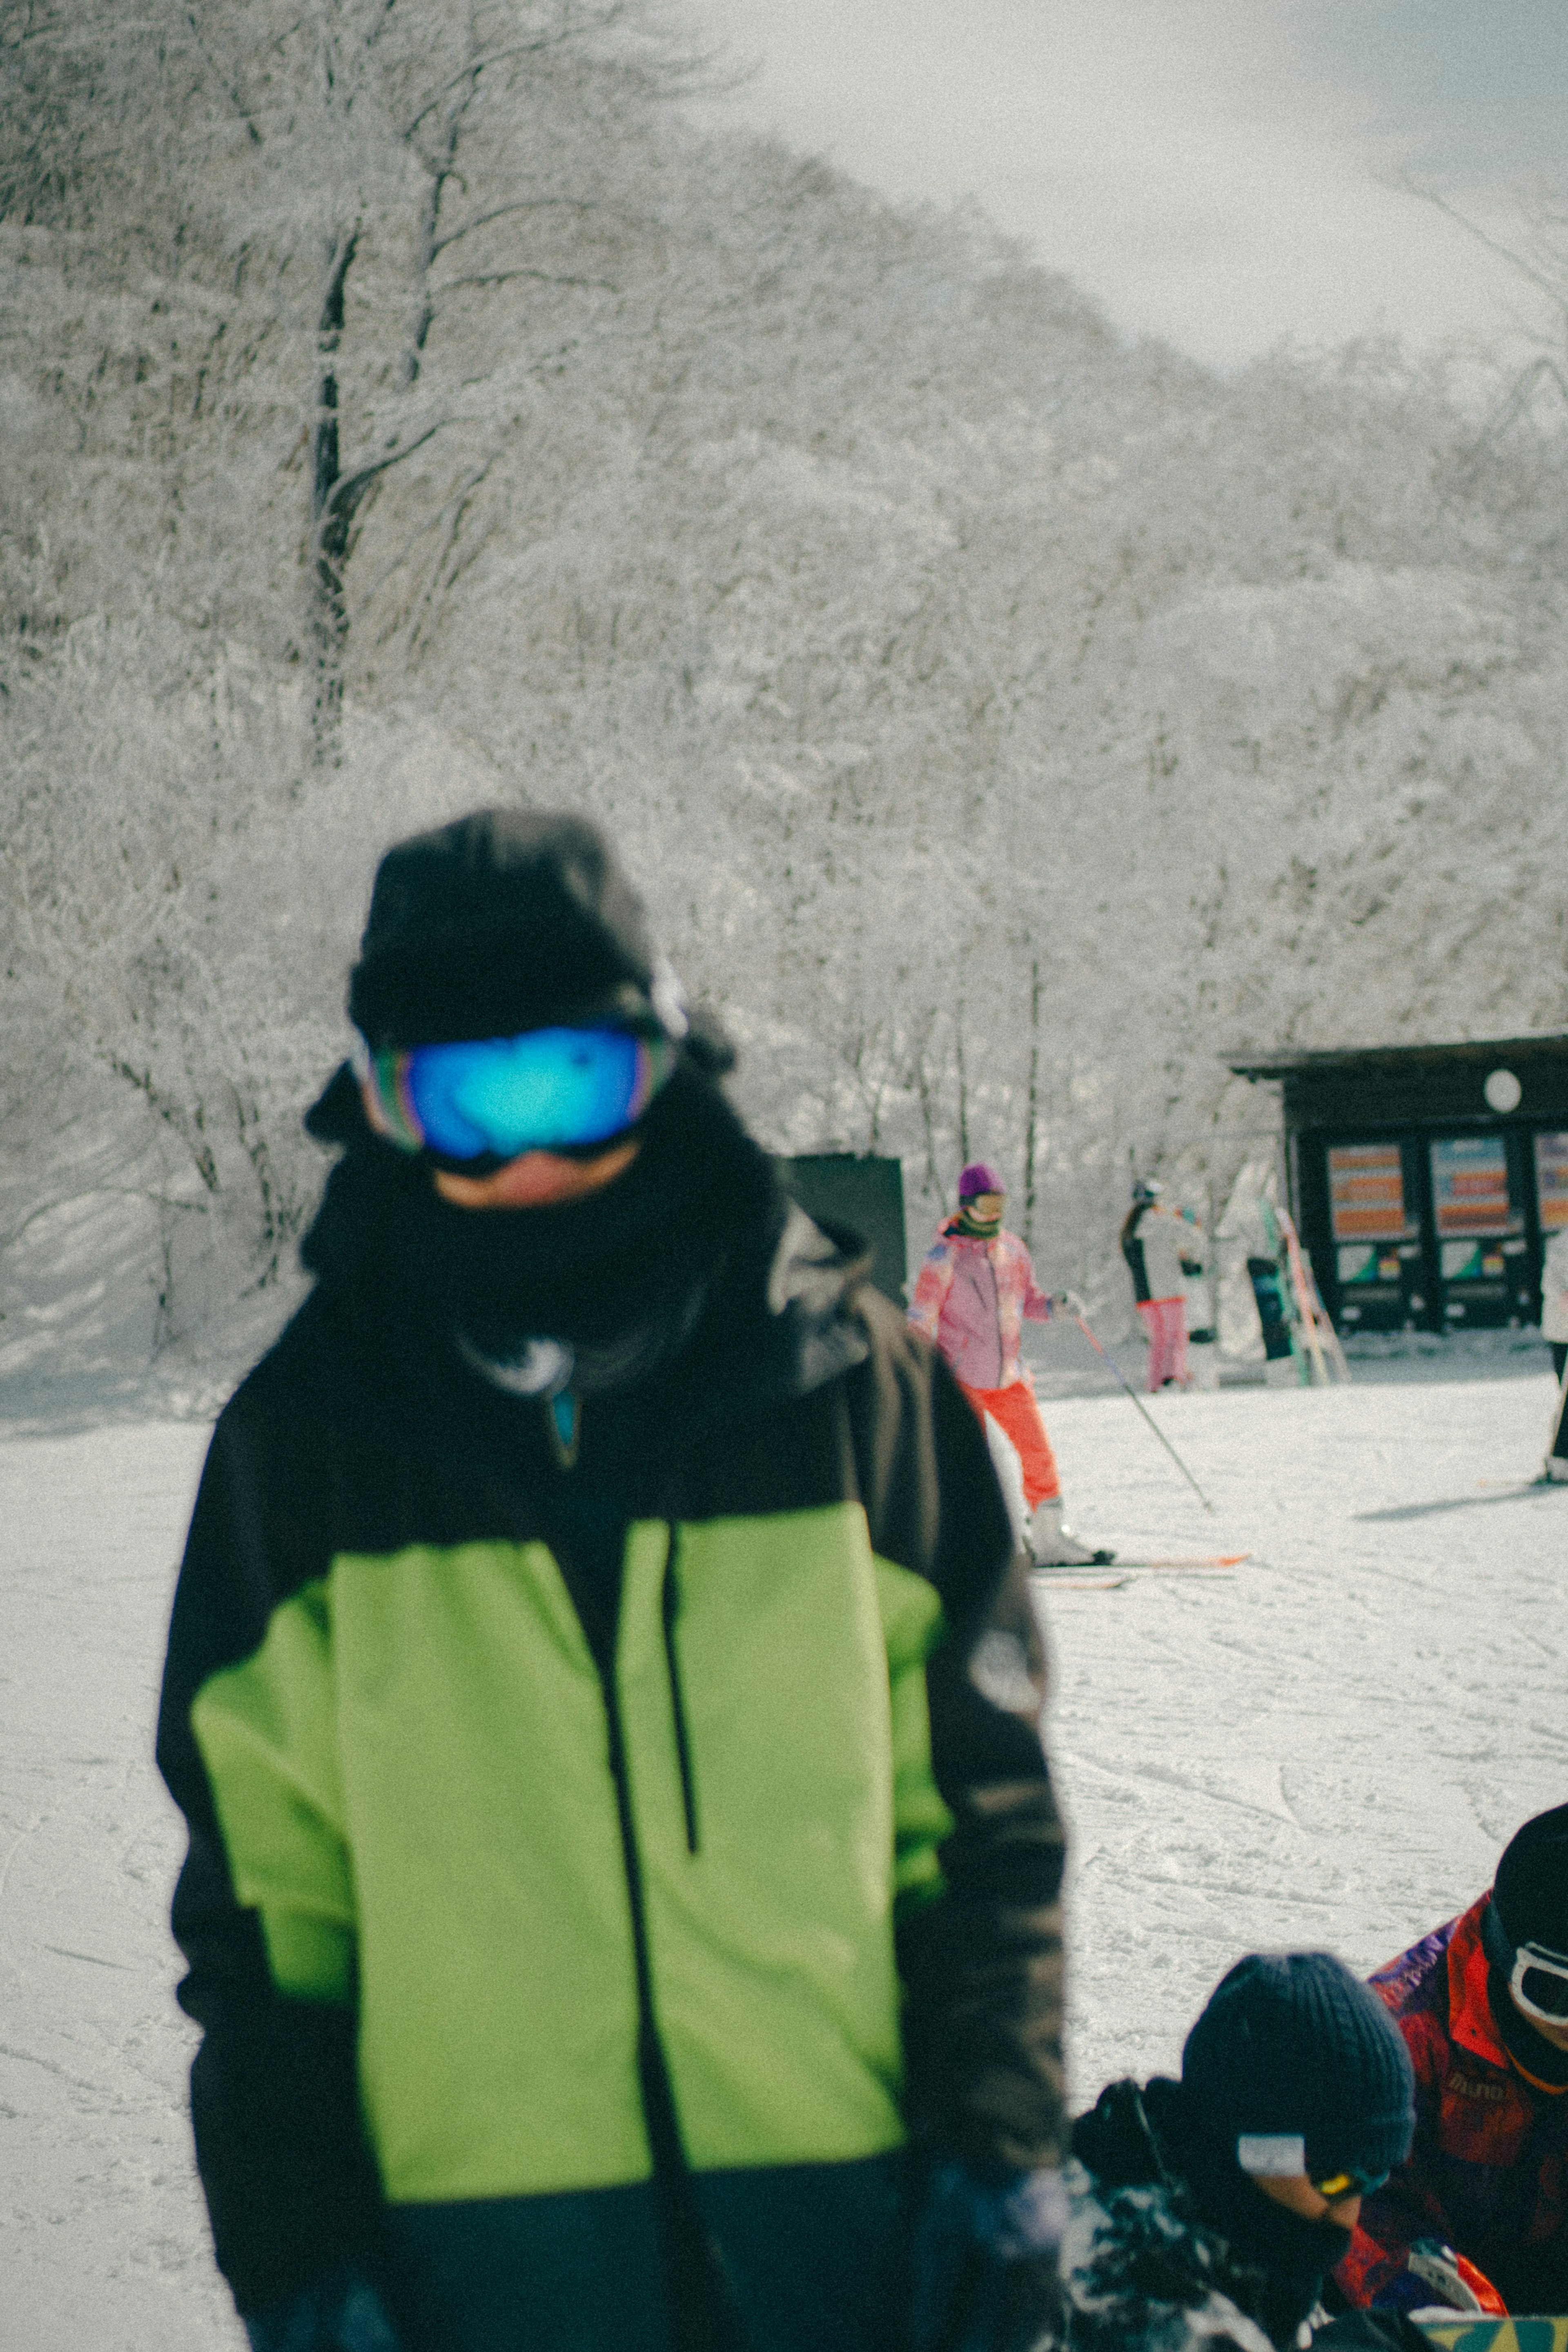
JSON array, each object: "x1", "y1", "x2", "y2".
[
  {"x1": 595, "y1": 1530, "x2": 741, "y2": 2349},
  {"x1": 661, "y1": 1524, "x2": 700, "y2": 1856}
]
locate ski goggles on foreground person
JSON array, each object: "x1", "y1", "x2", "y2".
[
  {"x1": 353, "y1": 1025, "x2": 677, "y2": 1166},
  {"x1": 1483, "y1": 1897, "x2": 1568, "y2": 2026}
]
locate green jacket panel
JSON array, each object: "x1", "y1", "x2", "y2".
[
  {"x1": 191, "y1": 1507, "x2": 950, "y2": 2203},
  {"x1": 191, "y1": 1580, "x2": 356, "y2": 2005},
  {"x1": 616, "y1": 1510, "x2": 934, "y2": 2171}
]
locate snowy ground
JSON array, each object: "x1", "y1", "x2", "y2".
[{"x1": 1, "y1": 1371, "x2": 1564, "y2": 2348}]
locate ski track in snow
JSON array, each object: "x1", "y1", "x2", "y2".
[
  {"x1": 1044, "y1": 1376, "x2": 1567, "y2": 2101},
  {"x1": 0, "y1": 1379, "x2": 1563, "y2": 2345},
  {"x1": 0, "y1": 1420, "x2": 234, "y2": 2351}
]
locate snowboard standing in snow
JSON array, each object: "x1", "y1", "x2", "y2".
[{"x1": 1543, "y1": 1336, "x2": 1568, "y2": 1483}]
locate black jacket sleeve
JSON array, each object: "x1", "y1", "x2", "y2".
[
  {"x1": 156, "y1": 1360, "x2": 388, "y2": 2317},
  {"x1": 849, "y1": 1298, "x2": 1067, "y2": 2176}
]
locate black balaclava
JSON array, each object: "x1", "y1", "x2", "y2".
[
  {"x1": 1485, "y1": 1804, "x2": 1568, "y2": 2092},
  {"x1": 306, "y1": 1059, "x2": 776, "y2": 1383},
  {"x1": 305, "y1": 807, "x2": 780, "y2": 1390},
  {"x1": 1176, "y1": 1953, "x2": 1416, "y2": 2344},
  {"x1": 1177, "y1": 2127, "x2": 1356, "y2": 2347}
]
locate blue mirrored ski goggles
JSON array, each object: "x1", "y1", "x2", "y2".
[{"x1": 354, "y1": 1026, "x2": 675, "y2": 1164}]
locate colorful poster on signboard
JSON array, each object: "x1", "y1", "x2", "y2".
[
  {"x1": 1441, "y1": 1242, "x2": 1508, "y2": 1282},
  {"x1": 1328, "y1": 1144, "x2": 1410, "y2": 1241},
  {"x1": 1430, "y1": 1136, "x2": 1517, "y2": 1236},
  {"x1": 1535, "y1": 1131, "x2": 1568, "y2": 1232}
]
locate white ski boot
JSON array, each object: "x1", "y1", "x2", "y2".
[{"x1": 1028, "y1": 1498, "x2": 1115, "y2": 1567}]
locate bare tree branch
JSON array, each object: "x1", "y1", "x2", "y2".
[
  {"x1": 438, "y1": 266, "x2": 617, "y2": 293},
  {"x1": 317, "y1": 419, "x2": 446, "y2": 531},
  {"x1": 401, "y1": 32, "x2": 577, "y2": 137},
  {"x1": 1401, "y1": 172, "x2": 1568, "y2": 324},
  {"x1": 184, "y1": 8, "x2": 262, "y2": 146},
  {"x1": 429, "y1": 194, "x2": 603, "y2": 259}
]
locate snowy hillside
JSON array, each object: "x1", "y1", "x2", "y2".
[{"x1": 3, "y1": 0, "x2": 1567, "y2": 1392}]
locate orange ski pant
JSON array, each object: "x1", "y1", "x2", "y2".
[{"x1": 957, "y1": 1375, "x2": 1061, "y2": 1507}]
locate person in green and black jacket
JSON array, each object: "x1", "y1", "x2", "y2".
[{"x1": 156, "y1": 809, "x2": 1071, "y2": 2352}]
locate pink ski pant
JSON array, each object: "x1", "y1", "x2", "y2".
[{"x1": 1137, "y1": 1297, "x2": 1188, "y2": 1391}]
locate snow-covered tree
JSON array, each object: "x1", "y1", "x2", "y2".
[{"x1": 3, "y1": 17, "x2": 1567, "y2": 1381}]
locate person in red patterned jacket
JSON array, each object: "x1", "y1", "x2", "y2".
[{"x1": 1335, "y1": 1804, "x2": 1568, "y2": 2320}]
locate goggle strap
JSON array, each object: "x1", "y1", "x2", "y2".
[
  {"x1": 369, "y1": 1049, "x2": 425, "y2": 1153},
  {"x1": 1482, "y1": 1895, "x2": 1514, "y2": 1976}
]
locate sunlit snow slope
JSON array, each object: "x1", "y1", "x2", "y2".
[{"x1": 0, "y1": 1373, "x2": 1562, "y2": 2345}]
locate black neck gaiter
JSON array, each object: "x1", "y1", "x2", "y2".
[
  {"x1": 301, "y1": 1061, "x2": 781, "y2": 1390},
  {"x1": 1181, "y1": 2126, "x2": 1352, "y2": 2347}
]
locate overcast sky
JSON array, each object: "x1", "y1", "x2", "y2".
[{"x1": 687, "y1": 0, "x2": 1566, "y2": 368}]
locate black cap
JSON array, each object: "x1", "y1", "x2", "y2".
[
  {"x1": 1181, "y1": 1952, "x2": 1414, "y2": 2186},
  {"x1": 1493, "y1": 1804, "x2": 1568, "y2": 1955},
  {"x1": 348, "y1": 808, "x2": 686, "y2": 1049}
]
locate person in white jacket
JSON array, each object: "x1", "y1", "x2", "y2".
[
  {"x1": 1540, "y1": 1224, "x2": 1568, "y2": 1480},
  {"x1": 1120, "y1": 1181, "x2": 1203, "y2": 1392}
]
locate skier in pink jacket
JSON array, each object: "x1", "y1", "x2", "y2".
[{"x1": 909, "y1": 1162, "x2": 1112, "y2": 1566}]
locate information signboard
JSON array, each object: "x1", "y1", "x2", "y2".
[
  {"x1": 1328, "y1": 1143, "x2": 1410, "y2": 1240},
  {"x1": 1535, "y1": 1130, "x2": 1568, "y2": 1232},
  {"x1": 1430, "y1": 1136, "x2": 1518, "y2": 1236}
]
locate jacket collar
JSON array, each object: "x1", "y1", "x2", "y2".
[
  {"x1": 1448, "y1": 1896, "x2": 1512, "y2": 2072},
  {"x1": 939, "y1": 1217, "x2": 1007, "y2": 1249}
]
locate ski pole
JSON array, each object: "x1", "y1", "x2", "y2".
[{"x1": 1059, "y1": 1295, "x2": 1216, "y2": 1513}]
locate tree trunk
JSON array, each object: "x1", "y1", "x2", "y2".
[
  {"x1": 1022, "y1": 956, "x2": 1041, "y2": 1251},
  {"x1": 310, "y1": 226, "x2": 358, "y2": 765}
]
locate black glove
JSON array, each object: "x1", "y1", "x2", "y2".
[
  {"x1": 243, "y1": 2267, "x2": 403, "y2": 2352},
  {"x1": 909, "y1": 2162, "x2": 1067, "y2": 2352}
]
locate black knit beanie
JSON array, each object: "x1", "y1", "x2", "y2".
[
  {"x1": 1492, "y1": 1804, "x2": 1568, "y2": 1955},
  {"x1": 1181, "y1": 1952, "x2": 1414, "y2": 2186},
  {"x1": 348, "y1": 807, "x2": 698, "y2": 1050}
]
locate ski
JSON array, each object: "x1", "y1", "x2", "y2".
[
  {"x1": 1033, "y1": 1568, "x2": 1240, "y2": 1591},
  {"x1": 1036, "y1": 1574, "x2": 1134, "y2": 1590},
  {"x1": 1032, "y1": 1552, "x2": 1250, "y2": 1576}
]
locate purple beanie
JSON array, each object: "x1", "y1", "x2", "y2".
[{"x1": 958, "y1": 1161, "x2": 1006, "y2": 1200}]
